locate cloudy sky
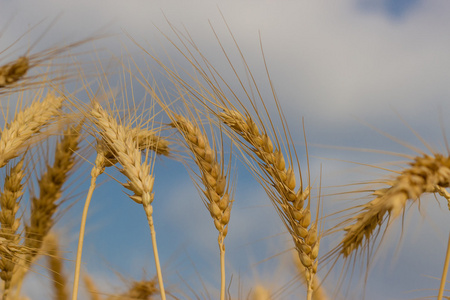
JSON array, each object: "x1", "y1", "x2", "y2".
[{"x1": 2, "y1": 0, "x2": 450, "y2": 299}]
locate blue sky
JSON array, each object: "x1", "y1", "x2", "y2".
[{"x1": 2, "y1": 1, "x2": 450, "y2": 299}]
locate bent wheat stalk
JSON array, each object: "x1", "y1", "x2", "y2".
[{"x1": 73, "y1": 101, "x2": 167, "y2": 300}]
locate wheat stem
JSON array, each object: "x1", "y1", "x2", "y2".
[
  {"x1": 438, "y1": 232, "x2": 450, "y2": 300},
  {"x1": 144, "y1": 209, "x2": 165, "y2": 300},
  {"x1": 72, "y1": 152, "x2": 104, "y2": 300},
  {"x1": 219, "y1": 241, "x2": 225, "y2": 300}
]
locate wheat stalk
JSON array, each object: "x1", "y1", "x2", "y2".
[
  {"x1": 73, "y1": 121, "x2": 170, "y2": 300},
  {"x1": 72, "y1": 101, "x2": 165, "y2": 300},
  {"x1": 0, "y1": 92, "x2": 64, "y2": 168}
]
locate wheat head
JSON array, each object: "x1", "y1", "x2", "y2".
[
  {"x1": 339, "y1": 153, "x2": 450, "y2": 257},
  {"x1": 0, "y1": 159, "x2": 26, "y2": 298},
  {"x1": 171, "y1": 113, "x2": 232, "y2": 242},
  {"x1": 0, "y1": 57, "x2": 29, "y2": 88},
  {"x1": 0, "y1": 92, "x2": 64, "y2": 168},
  {"x1": 219, "y1": 108, "x2": 319, "y2": 281},
  {"x1": 24, "y1": 123, "x2": 82, "y2": 262}
]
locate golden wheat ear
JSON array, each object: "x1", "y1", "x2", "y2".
[
  {"x1": 0, "y1": 158, "x2": 26, "y2": 299},
  {"x1": 0, "y1": 92, "x2": 64, "y2": 169},
  {"x1": 169, "y1": 110, "x2": 233, "y2": 300},
  {"x1": 317, "y1": 117, "x2": 450, "y2": 298},
  {"x1": 24, "y1": 122, "x2": 83, "y2": 261}
]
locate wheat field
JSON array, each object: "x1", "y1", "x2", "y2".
[{"x1": 1, "y1": 3, "x2": 450, "y2": 300}]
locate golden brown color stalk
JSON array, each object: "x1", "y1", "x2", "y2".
[
  {"x1": 0, "y1": 92, "x2": 64, "y2": 168},
  {"x1": 0, "y1": 57, "x2": 29, "y2": 88},
  {"x1": 45, "y1": 234, "x2": 69, "y2": 300},
  {"x1": 72, "y1": 101, "x2": 165, "y2": 300},
  {"x1": 73, "y1": 111, "x2": 170, "y2": 300},
  {"x1": 171, "y1": 113, "x2": 232, "y2": 300},
  {"x1": 340, "y1": 153, "x2": 450, "y2": 257},
  {"x1": 0, "y1": 159, "x2": 25, "y2": 299}
]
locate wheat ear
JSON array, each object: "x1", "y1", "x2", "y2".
[
  {"x1": 0, "y1": 57, "x2": 29, "y2": 88},
  {"x1": 171, "y1": 113, "x2": 232, "y2": 300},
  {"x1": 72, "y1": 102, "x2": 165, "y2": 300},
  {"x1": 219, "y1": 108, "x2": 319, "y2": 299},
  {"x1": 24, "y1": 123, "x2": 82, "y2": 261},
  {"x1": 0, "y1": 158, "x2": 25, "y2": 299},
  {"x1": 339, "y1": 153, "x2": 450, "y2": 258},
  {"x1": 0, "y1": 92, "x2": 64, "y2": 168}
]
